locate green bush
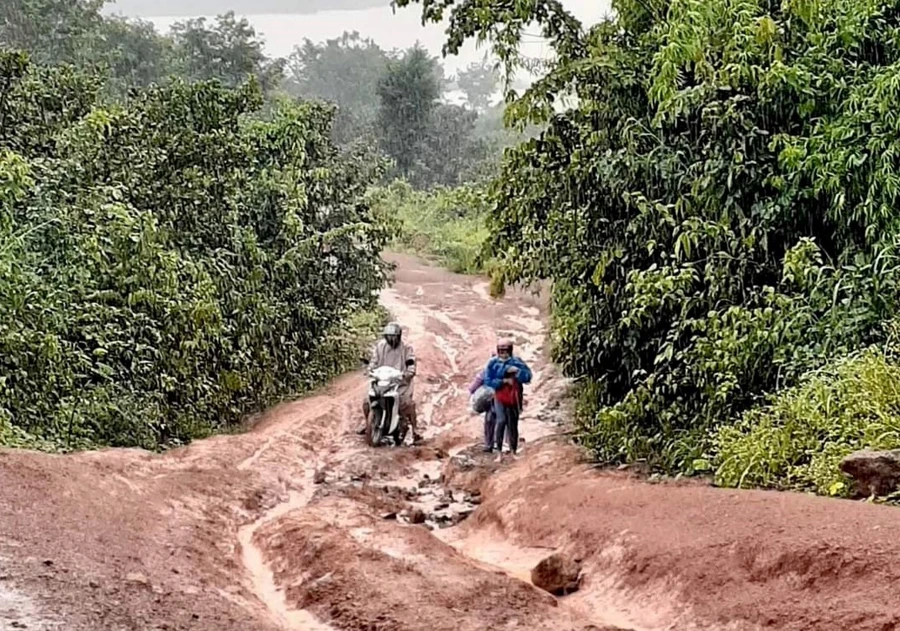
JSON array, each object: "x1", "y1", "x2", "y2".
[
  {"x1": 370, "y1": 180, "x2": 490, "y2": 274},
  {"x1": 0, "y1": 51, "x2": 391, "y2": 451},
  {"x1": 712, "y1": 348, "x2": 900, "y2": 496}
]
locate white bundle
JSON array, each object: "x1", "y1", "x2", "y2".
[{"x1": 470, "y1": 385, "x2": 495, "y2": 414}]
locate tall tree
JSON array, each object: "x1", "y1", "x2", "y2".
[
  {"x1": 414, "y1": 103, "x2": 487, "y2": 187},
  {"x1": 168, "y1": 12, "x2": 283, "y2": 91},
  {"x1": 99, "y1": 16, "x2": 171, "y2": 90},
  {"x1": 283, "y1": 31, "x2": 390, "y2": 144},
  {"x1": 376, "y1": 44, "x2": 440, "y2": 178},
  {"x1": 0, "y1": 0, "x2": 105, "y2": 66},
  {"x1": 455, "y1": 57, "x2": 499, "y2": 113}
]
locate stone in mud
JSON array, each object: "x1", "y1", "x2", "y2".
[
  {"x1": 409, "y1": 508, "x2": 427, "y2": 524},
  {"x1": 451, "y1": 455, "x2": 477, "y2": 471},
  {"x1": 312, "y1": 469, "x2": 327, "y2": 485},
  {"x1": 840, "y1": 449, "x2": 900, "y2": 496},
  {"x1": 451, "y1": 508, "x2": 474, "y2": 525},
  {"x1": 125, "y1": 572, "x2": 150, "y2": 587},
  {"x1": 531, "y1": 553, "x2": 582, "y2": 596}
]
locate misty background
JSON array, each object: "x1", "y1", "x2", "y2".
[{"x1": 104, "y1": 0, "x2": 612, "y2": 78}]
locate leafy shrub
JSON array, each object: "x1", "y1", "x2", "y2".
[
  {"x1": 712, "y1": 348, "x2": 900, "y2": 496},
  {"x1": 0, "y1": 52, "x2": 390, "y2": 451},
  {"x1": 371, "y1": 179, "x2": 490, "y2": 274}
]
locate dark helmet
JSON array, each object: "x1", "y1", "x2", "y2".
[{"x1": 383, "y1": 322, "x2": 402, "y2": 348}]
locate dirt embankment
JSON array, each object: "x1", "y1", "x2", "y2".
[{"x1": 2, "y1": 253, "x2": 900, "y2": 631}]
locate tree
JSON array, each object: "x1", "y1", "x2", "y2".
[
  {"x1": 396, "y1": 0, "x2": 900, "y2": 470},
  {"x1": 0, "y1": 0, "x2": 106, "y2": 66},
  {"x1": 0, "y1": 0, "x2": 170, "y2": 92},
  {"x1": 168, "y1": 12, "x2": 283, "y2": 91},
  {"x1": 414, "y1": 103, "x2": 487, "y2": 187},
  {"x1": 376, "y1": 44, "x2": 440, "y2": 178},
  {"x1": 1, "y1": 2, "x2": 288, "y2": 94},
  {"x1": 283, "y1": 31, "x2": 391, "y2": 144},
  {"x1": 98, "y1": 16, "x2": 171, "y2": 91},
  {"x1": 455, "y1": 57, "x2": 499, "y2": 113}
]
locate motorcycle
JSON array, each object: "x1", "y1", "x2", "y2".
[{"x1": 361, "y1": 359, "x2": 409, "y2": 447}]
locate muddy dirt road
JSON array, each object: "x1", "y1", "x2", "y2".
[{"x1": 3, "y1": 254, "x2": 900, "y2": 631}]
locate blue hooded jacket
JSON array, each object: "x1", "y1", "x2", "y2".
[{"x1": 482, "y1": 356, "x2": 533, "y2": 391}]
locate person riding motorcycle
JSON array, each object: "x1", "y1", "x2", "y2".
[{"x1": 358, "y1": 322, "x2": 422, "y2": 445}]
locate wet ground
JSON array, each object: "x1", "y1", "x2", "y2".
[{"x1": 2, "y1": 253, "x2": 900, "y2": 631}]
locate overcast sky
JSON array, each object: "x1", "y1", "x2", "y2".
[{"x1": 105, "y1": 0, "x2": 613, "y2": 76}]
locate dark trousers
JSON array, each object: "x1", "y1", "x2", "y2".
[{"x1": 493, "y1": 399, "x2": 520, "y2": 454}]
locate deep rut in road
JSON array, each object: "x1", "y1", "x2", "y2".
[{"x1": 4, "y1": 253, "x2": 900, "y2": 631}]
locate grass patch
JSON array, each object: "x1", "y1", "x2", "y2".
[
  {"x1": 370, "y1": 180, "x2": 491, "y2": 275},
  {"x1": 711, "y1": 347, "x2": 900, "y2": 497}
]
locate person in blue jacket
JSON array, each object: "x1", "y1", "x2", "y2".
[{"x1": 482, "y1": 338, "x2": 532, "y2": 461}]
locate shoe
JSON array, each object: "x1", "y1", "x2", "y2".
[
  {"x1": 412, "y1": 433, "x2": 424, "y2": 445},
  {"x1": 482, "y1": 446, "x2": 493, "y2": 453}
]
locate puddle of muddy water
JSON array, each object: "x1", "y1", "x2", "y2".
[{"x1": 238, "y1": 488, "x2": 338, "y2": 631}]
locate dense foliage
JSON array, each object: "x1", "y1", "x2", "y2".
[
  {"x1": 0, "y1": 51, "x2": 390, "y2": 450},
  {"x1": 2, "y1": 1, "x2": 518, "y2": 189},
  {"x1": 399, "y1": 0, "x2": 900, "y2": 479}
]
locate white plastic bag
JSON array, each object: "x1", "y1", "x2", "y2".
[{"x1": 470, "y1": 385, "x2": 495, "y2": 414}]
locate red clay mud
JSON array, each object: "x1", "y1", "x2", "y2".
[{"x1": 1, "y1": 253, "x2": 899, "y2": 631}]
